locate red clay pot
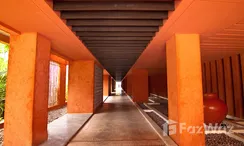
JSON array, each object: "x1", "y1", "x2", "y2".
[{"x1": 203, "y1": 93, "x2": 228, "y2": 125}]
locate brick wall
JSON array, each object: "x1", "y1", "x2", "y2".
[{"x1": 94, "y1": 64, "x2": 103, "y2": 111}]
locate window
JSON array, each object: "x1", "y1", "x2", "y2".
[
  {"x1": 48, "y1": 61, "x2": 60, "y2": 107},
  {"x1": 65, "y1": 65, "x2": 69, "y2": 101}
]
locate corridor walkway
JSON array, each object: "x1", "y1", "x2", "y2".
[{"x1": 68, "y1": 95, "x2": 165, "y2": 146}]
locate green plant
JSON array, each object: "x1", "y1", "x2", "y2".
[
  {"x1": 0, "y1": 43, "x2": 9, "y2": 120},
  {"x1": 0, "y1": 73, "x2": 6, "y2": 120}
]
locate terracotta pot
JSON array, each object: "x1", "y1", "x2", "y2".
[{"x1": 203, "y1": 93, "x2": 228, "y2": 125}]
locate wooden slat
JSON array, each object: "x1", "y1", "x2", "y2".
[
  {"x1": 67, "y1": 19, "x2": 163, "y2": 26},
  {"x1": 92, "y1": 50, "x2": 142, "y2": 54},
  {"x1": 54, "y1": 1, "x2": 174, "y2": 11},
  {"x1": 83, "y1": 40, "x2": 149, "y2": 44},
  {"x1": 223, "y1": 57, "x2": 235, "y2": 116},
  {"x1": 80, "y1": 36, "x2": 152, "y2": 41},
  {"x1": 216, "y1": 59, "x2": 226, "y2": 102},
  {"x1": 61, "y1": 11, "x2": 168, "y2": 19},
  {"x1": 231, "y1": 55, "x2": 243, "y2": 118},
  {"x1": 202, "y1": 63, "x2": 206, "y2": 93},
  {"x1": 205, "y1": 62, "x2": 212, "y2": 93},
  {"x1": 86, "y1": 44, "x2": 147, "y2": 47},
  {"x1": 77, "y1": 32, "x2": 155, "y2": 37},
  {"x1": 91, "y1": 49, "x2": 144, "y2": 52},
  {"x1": 73, "y1": 26, "x2": 158, "y2": 32},
  {"x1": 54, "y1": 0, "x2": 174, "y2": 1},
  {"x1": 210, "y1": 61, "x2": 218, "y2": 94},
  {"x1": 240, "y1": 54, "x2": 244, "y2": 116}
]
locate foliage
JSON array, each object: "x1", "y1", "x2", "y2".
[
  {"x1": 0, "y1": 43, "x2": 9, "y2": 120},
  {"x1": 0, "y1": 73, "x2": 6, "y2": 120}
]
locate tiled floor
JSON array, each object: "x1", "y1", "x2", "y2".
[{"x1": 68, "y1": 95, "x2": 165, "y2": 146}]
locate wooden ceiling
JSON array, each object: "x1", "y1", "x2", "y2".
[{"x1": 53, "y1": 0, "x2": 174, "y2": 80}]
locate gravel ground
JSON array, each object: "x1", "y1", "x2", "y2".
[
  {"x1": 147, "y1": 112, "x2": 167, "y2": 132},
  {"x1": 149, "y1": 96, "x2": 168, "y2": 104},
  {"x1": 0, "y1": 129, "x2": 3, "y2": 146},
  {"x1": 138, "y1": 103, "x2": 149, "y2": 109},
  {"x1": 148, "y1": 96, "x2": 168, "y2": 117},
  {"x1": 48, "y1": 106, "x2": 67, "y2": 123},
  {"x1": 206, "y1": 134, "x2": 244, "y2": 146},
  {"x1": 0, "y1": 106, "x2": 67, "y2": 145},
  {"x1": 150, "y1": 104, "x2": 168, "y2": 117}
]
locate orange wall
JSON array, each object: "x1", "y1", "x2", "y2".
[
  {"x1": 4, "y1": 33, "x2": 50, "y2": 145},
  {"x1": 202, "y1": 54, "x2": 244, "y2": 118},
  {"x1": 149, "y1": 73, "x2": 167, "y2": 97},
  {"x1": 126, "y1": 75, "x2": 132, "y2": 96},
  {"x1": 122, "y1": 78, "x2": 127, "y2": 92},
  {"x1": 103, "y1": 75, "x2": 109, "y2": 96},
  {"x1": 132, "y1": 69, "x2": 149, "y2": 102},
  {"x1": 68, "y1": 60, "x2": 94, "y2": 113}
]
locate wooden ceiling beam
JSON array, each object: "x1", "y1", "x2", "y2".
[
  {"x1": 54, "y1": 1, "x2": 174, "y2": 11},
  {"x1": 83, "y1": 40, "x2": 149, "y2": 44},
  {"x1": 80, "y1": 36, "x2": 152, "y2": 41},
  {"x1": 77, "y1": 31, "x2": 155, "y2": 37},
  {"x1": 89, "y1": 48, "x2": 146, "y2": 51},
  {"x1": 61, "y1": 11, "x2": 168, "y2": 19},
  {"x1": 74, "y1": 26, "x2": 158, "y2": 32},
  {"x1": 86, "y1": 43, "x2": 147, "y2": 47},
  {"x1": 67, "y1": 19, "x2": 163, "y2": 27}
]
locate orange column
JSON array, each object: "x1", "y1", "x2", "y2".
[
  {"x1": 166, "y1": 34, "x2": 205, "y2": 146},
  {"x1": 205, "y1": 62, "x2": 212, "y2": 93},
  {"x1": 216, "y1": 59, "x2": 225, "y2": 102},
  {"x1": 210, "y1": 61, "x2": 218, "y2": 94},
  {"x1": 103, "y1": 75, "x2": 109, "y2": 97},
  {"x1": 231, "y1": 55, "x2": 243, "y2": 118},
  {"x1": 108, "y1": 76, "x2": 111, "y2": 95},
  {"x1": 132, "y1": 69, "x2": 148, "y2": 102},
  {"x1": 59, "y1": 64, "x2": 67, "y2": 105},
  {"x1": 4, "y1": 33, "x2": 50, "y2": 145},
  {"x1": 68, "y1": 60, "x2": 94, "y2": 113},
  {"x1": 223, "y1": 57, "x2": 234, "y2": 116},
  {"x1": 202, "y1": 64, "x2": 206, "y2": 93},
  {"x1": 109, "y1": 77, "x2": 112, "y2": 95}
]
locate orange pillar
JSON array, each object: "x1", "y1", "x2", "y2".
[
  {"x1": 103, "y1": 75, "x2": 109, "y2": 97},
  {"x1": 231, "y1": 55, "x2": 243, "y2": 118},
  {"x1": 68, "y1": 60, "x2": 95, "y2": 113},
  {"x1": 108, "y1": 76, "x2": 111, "y2": 95},
  {"x1": 110, "y1": 77, "x2": 113, "y2": 94},
  {"x1": 210, "y1": 61, "x2": 218, "y2": 94},
  {"x1": 223, "y1": 57, "x2": 234, "y2": 116},
  {"x1": 59, "y1": 63, "x2": 67, "y2": 105},
  {"x1": 166, "y1": 34, "x2": 205, "y2": 146},
  {"x1": 132, "y1": 69, "x2": 148, "y2": 102},
  {"x1": 216, "y1": 59, "x2": 225, "y2": 102},
  {"x1": 4, "y1": 33, "x2": 50, "y2": 145}
]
